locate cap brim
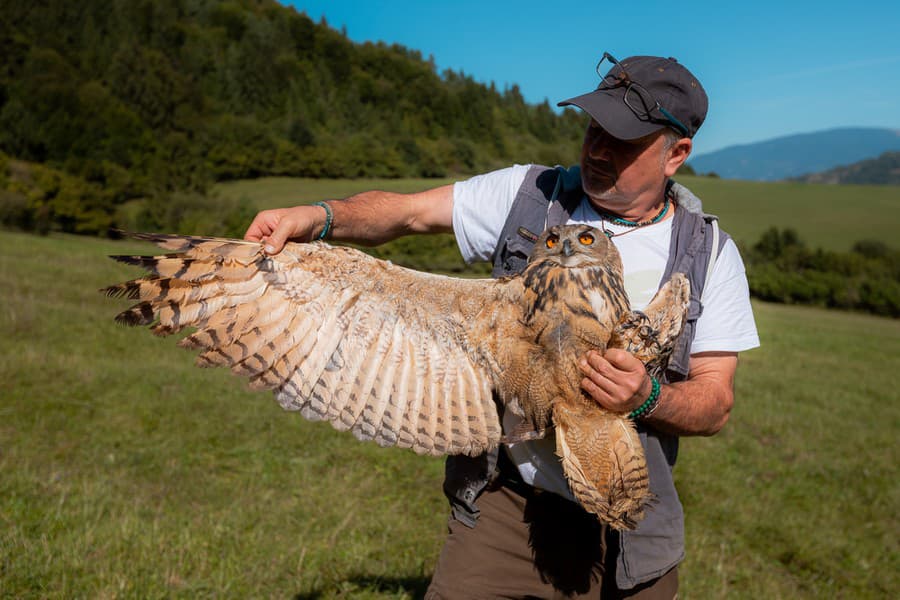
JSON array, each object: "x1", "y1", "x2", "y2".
[{"x1": 558, "y1": 89, "x2": 665, "y2": 140}]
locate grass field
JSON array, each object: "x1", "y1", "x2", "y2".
[
  {"x1": 214, "y1": 177, "x2": 458, "y2": 212},
  {"x1": 215, "y1": 174, "x2": 900, "y2": 252},
  {"x1": 1, "y1": 227, "x2": 898, "y2": 599},
  {"x1": 676, "y1": 175, "x2": 900, "y2": 250}
]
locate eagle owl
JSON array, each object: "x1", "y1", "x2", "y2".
[{"x1": 105, "y1": 225, "x2": 689, "y2": 530}]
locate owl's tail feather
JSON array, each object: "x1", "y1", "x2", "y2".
[{"x1": 553, "y1": 401, "x2": 651, "y2": 530}]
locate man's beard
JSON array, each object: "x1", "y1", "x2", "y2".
[{"x1": 582, "y1": 164, "x2": 622, "y2": 203}]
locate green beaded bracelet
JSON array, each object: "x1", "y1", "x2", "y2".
[
  {"x1": 312, "y1": 201, "x2": 333, "y2": 240},
  {"x1": 628, "y1": 376, "x2": 661, "y2": 420}
]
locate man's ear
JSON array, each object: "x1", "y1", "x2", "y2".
[{"x1": 664, "y1": 138, "x2": 692, "y2": 177}]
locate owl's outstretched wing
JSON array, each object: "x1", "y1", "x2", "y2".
[{"x1": 104, "y1": 233, "x2": 517, "y2": 457}]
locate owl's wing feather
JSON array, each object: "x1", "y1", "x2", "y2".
[
  {"x1": 105, "y1": 234, "x2": 512, "y2": 457},
  {"x1": 608, "y1": 273, "x2": 690, "y2": 378}
]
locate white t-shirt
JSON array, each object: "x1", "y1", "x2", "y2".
[{"x1": 452, "y1": 164, "x2": 760, "y2": 498}]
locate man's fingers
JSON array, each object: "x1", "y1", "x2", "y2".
[
  {"x1": 604, "y1": 347, "x2": 644, "y2": 371},
  {"x1": 579, "y1": 354, "x2": 618, "y2": 394},
  {"x1": 243, "y1": 208, "x2": 303, "y2": 254},
  {"x1": 244, "y1": 210, "x2": 282, "y2": 242},
  {"x1": 243, "y1": 219, "x2": 267, "y2": 242},
  {"x1": 584, "y1": 350, "x2": 614, "y2": 376},
  {"x1": 581, "y1": 376, "x2": 609, "y2": 401},
  {"x1": 263, "y1": 223, "x2": 291, "y2": 254},
  {"x1": 580, "y1": 348, "x2": 650, "y2": 411}
]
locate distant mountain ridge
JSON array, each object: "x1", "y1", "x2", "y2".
[
  {"x1": 689, "y1": 127, "x2": 900, "y2": 181},
  {"x1": 792, "y1": 151, "x2": 900, "y2": 185}
]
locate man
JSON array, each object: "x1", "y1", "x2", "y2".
[{"x1": 245, "y1": 54, "x2": 759, "y2": 598}]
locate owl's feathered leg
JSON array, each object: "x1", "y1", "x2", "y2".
[
  {"x1": 608, "y1": 273, "x2": 690, "y2": 378},
  {"x1": 552, "y1": 400, "x2": 650, "y2": 530}
]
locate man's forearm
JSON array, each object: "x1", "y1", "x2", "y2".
[
  {"x1": 245, "y1": 184, "x2": 454, "y2": 252},
  {"x1": 328, "y1": 187, "x2": 453, "y2": 246},
  {"x1": 642, "y1": 376, "x2": 734, "y2": 436},
  {"x1": 642, "y1": 353, "x2": 736, "y2": 436}
]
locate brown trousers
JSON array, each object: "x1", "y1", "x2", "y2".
[{"x1": 426, "y1": 483, "x2": 678, "y2": 599}]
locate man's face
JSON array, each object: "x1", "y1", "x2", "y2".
[{"x1": 580, "y1": 120, "x2": 670, "y2": 206}]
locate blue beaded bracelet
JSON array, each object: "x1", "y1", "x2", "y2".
[
  {"x1": 628, "y1": 376, "x2": 661, "y2": 420},
  {"x1": 312, "y1": 201, "x2": 333, "y2": 240}
]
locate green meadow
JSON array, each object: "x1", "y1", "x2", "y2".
[
  {"x1": 214, "y1": 177, "x2": 459, "y2": 211},
  {"x1": 2, "y1": 176, "x2": 899, "y2": 598},
  {"x1": 677, "y1": 175, "x2": 900, "y2": 250}
]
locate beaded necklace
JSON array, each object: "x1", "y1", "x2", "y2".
[{"x1": 598, "y1": 196, "x2": 670, "y2": 239}]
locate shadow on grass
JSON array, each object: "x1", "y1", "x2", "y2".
[{"x1": 293, "y1": 575, "x2": 431, "y2": 599}]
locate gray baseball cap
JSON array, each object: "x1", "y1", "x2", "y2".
[{"x1": 559, "y1": 54, "x2": 708, "y2": 140}]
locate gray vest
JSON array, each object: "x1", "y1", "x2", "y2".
[{"x1": 443, "y1": 165, "x2": 730, "y2": 589}]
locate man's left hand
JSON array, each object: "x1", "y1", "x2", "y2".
[{"x1": 579, "y1": 349, "x2": 651, "y2": 414}]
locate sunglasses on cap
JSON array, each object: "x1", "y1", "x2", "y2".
[{"x1": 596, "y1": 52, "x2": 691, "y2": 138}]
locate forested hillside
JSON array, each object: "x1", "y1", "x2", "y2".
[{"x1": 0, "y1": 0, "x2": 586, "y2": 234}]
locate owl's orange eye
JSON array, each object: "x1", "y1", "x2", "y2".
[
  {"x1": 579, "y1": 233, "x2": 595, "y2": 245},
  {"x1": 545, "y1": 235, "x2": 559, "y2": 249}
]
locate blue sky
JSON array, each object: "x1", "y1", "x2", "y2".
[{"x1": 283, "y1": 1, "x2": 900, "y2": 157}]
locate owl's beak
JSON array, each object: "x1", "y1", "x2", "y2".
[{"x1": 562, "y1": 239, "x2": 574, "y2": 257}]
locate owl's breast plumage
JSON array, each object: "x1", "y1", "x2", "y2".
[
  {"x1": 493, "y1": 261, "x2": 631, "y2": 430},
  {"x1": 522, "y1": 262, "x2": 629, "y2": 352}
]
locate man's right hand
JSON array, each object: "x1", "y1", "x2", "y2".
[{"x1": 243, "y1": 205, "x2": 327, "y2": 254}]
